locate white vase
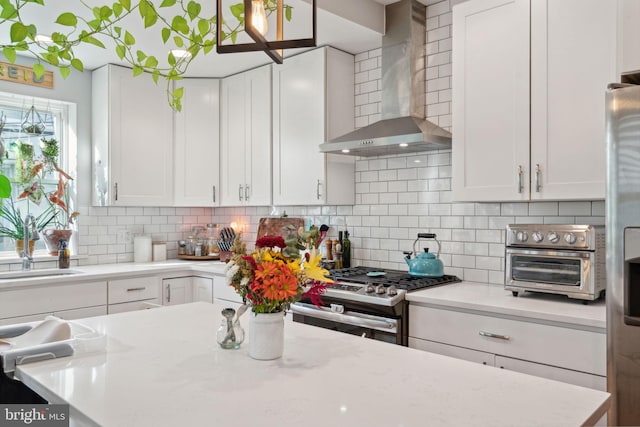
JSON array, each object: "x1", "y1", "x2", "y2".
[{"x1": 249, "y1": 311, "x2": 284, "y2": 360}]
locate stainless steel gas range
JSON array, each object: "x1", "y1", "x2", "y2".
[{"x1": 291, "y1": 266, "x2": 461, "y2": 346}]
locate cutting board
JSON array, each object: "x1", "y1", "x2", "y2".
[{"x1": 256, "y1": 217, "x2": 304, "y2": 240}]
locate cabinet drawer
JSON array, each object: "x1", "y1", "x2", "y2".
[
  {"x1": 409, "y1": 337, "x2": 495, "y2": 366},
  {"x1": 409, "y1": 305, "x2": 606, "y2": 376},
  {"x1": 213, "y1": 275, "x2": 243, "y2": 304},
  {"x1": 108, "y1": 298, "x2": 162, "y2": 314},
  {"x1": 495, "y1": 356, "x2": 606, "y2": 391},
  {"x1": 0, "y1": 281, "x2": 107, "y2": 319},
  {"x1": 108, "y1": 277, "x2": 160, "y2": 304}
]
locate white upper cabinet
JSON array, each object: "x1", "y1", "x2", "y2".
[
  {"x1": 452, "y1": 0, "x2": 616, "y2": 202},
  {"x1": 618, "y1": 0, "x2": 640, "y2": 75},
  {"x1": 92, "y1": 64, "x2": 174, "y2": 206},
  {"x1": 272, "y1": 47, "x2": 355, "y2": 206},
  {"x1": 452, "y1": 0, "x2": 530, "y2": 202},
  {"x1": 174, "y1": 79, "x2": 220, "y2": 206},
  {"x1": 220, "y1": 64, "x2": 272, "y2": 206}
]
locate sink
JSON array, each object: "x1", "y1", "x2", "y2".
[{"x1": 0, "y1": 269, "x2": 82, "y2": 281}]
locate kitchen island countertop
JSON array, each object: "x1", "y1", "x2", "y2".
[{"x1": 16, "y1": 302, "x2": 609, "y2": 427}]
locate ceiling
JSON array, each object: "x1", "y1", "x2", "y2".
[{"x1": 6, "y1": 0, "x2": 418, "y2": 78}]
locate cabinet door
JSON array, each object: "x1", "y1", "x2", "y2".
[
  {"x1": 272, "y1": 48, "x2": 326, "y2": 205},
  {"x1": 619, "y1": 0, "x2": 640, "y2": 75},
  {"x1": 192, "y1": 277, "x2": 213, "y2": 303},
  {"x1": 245, "y1": 65, "x2": 272, "y2": 206},
  {"x1": 174, "y1": 79, "x2": 220, "y2": 206},
  {"x1": 109, "y1": 65, "x2": 174, "y2": 206},
  {"x1": 452, "y1": 0, "x2": 530, "y2": 202},
  {"x1": 530, "y1": 0, "x2": 615, "y2": 200},
  {"x1": 220, "y1": 72, "x2": 248, "y2": 206},
  {"x1": 162, "y1": 277, "x2": 192, "y2": 306}
]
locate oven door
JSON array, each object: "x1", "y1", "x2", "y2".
[
  {"x1": 291, "y1": 302, "x2": 402, "y2": 345},
  {"x1": 505, "y1": 247, "x2": 596, "y2": 295}
]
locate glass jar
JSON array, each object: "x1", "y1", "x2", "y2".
[
  {"x1": 186, "y1": 235, "x2": 195, "y2": 256},
  {"x1": 178, "y1": 240, "x2": 187, "y2": 255},
  {"x1": 216, "y1": 308, "x2": 245, "y2": 349}
]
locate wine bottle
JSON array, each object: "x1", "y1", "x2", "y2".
[{"x1": 342, "y1": 231, "x2": 351, "y2": 268}]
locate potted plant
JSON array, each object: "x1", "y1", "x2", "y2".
[
  {"x1": 0, "y1": 198, "x2": 56, "y2": 257},
  {"x1": 40, "y1": 176, "x2": 79, "y2": 255}
]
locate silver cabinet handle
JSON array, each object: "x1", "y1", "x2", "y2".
[
  {"x1": 479, "y1": 331, "x2": 510, "y2": 341},
  {"x1": 212, "y1": 185, "x2": 216, "y2": 203},
  {"x1": 517, "y1": 165, "x2": 523, "y2": 193},
  {"x1": 535, "y1": 163, "x2": 541, "y2": 192},
  {"x1": 316, "y1": 179, "x2": 321, "y2": 200},
  {"x1": 166, "y1": 284, "x2": 171, "y2": 303},
  {"x1": 126, "y1": 287, "x2": 146, "y2": 292},
  {"x1": 238, "y1": 184, "x2": 243, "y2": 202},
  {"x1": 244, "y1": 185, "x2": 249, "y2": 201},
  {"x1": 115, "y1": 182, "x2": 118, "y2": 201}
]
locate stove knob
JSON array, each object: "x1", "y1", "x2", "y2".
[
  {"x1": 532, "y1": 231, "x2": 544, "y2": 243},
  {"x1": 515, "y1": 231, "x2": 528, "y2": 242},
  {"x1": 564, "y1": 233, "x2": 577, "y2": 244},
  {"x1": 375, "y1": 284, "x2": 386, "y2": 295},
  {"x1": 547, "y1": 231, "x2": 560, "y2": 243},
  {"x1": 364, "y1": 284, "x2": 375, "y2": 293},
  {"x1": 387, "y1": 285, "x2": 398, "y2": 297}
]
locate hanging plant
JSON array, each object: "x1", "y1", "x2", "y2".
[{"x1": 40, "y1": 137, "x2": 59, "y2": 173}]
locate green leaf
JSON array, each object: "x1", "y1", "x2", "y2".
[
  {"x1": 144, "y1": 56, "x2": 158, "y2": 68},
  {"x1": 113, "y1": 2, "x2": 123, "y2": 17},
  {"x1": 100, "y1": 6, "x2": 112, "y2": 20},
  {"x1": 119, "y1": 0, "x2": 131, "y2": 12},
  {"x1": 132, "y1": 65, "x2": 144, "y2": 76},
  {"x1": 59, "y1": 66, "x2": 71, "y2": 79},
  {"x1": 173, "y1": 86, "x2": 184, "y2": 99},
  {"x1": 115, "y1": 44, "x2": 126, "y2": 59},
  {"x1": 52, "y1": 32, "x2": 66, "y2": 44},
  {"x1": 25, "y1": 24, "x2": 37, "y2": 37},
  {"x1": 159, "y1": 0, "x2": 176, "y2": 7},
  {"x1": 285, "y1": 5, "x2": 292, "y2": 21},
  {"x1": 82, "y1": 35, "x2": 106, "y2": 49},
  {"x1": 114, "y1": 27, "x2": 122, "y2": 37},
  {"x1": 124, "y1": 31, "x2": 135, "y2": 45},
  {"x1": 161, "y1": 27, "x2": 171, "y2": 44},
  {"x1": 167, "y1": 52, "x2": 176, "y2": 66},
  {"x1": 2, "y1": 47, "x2": 16, "y2": 63},
  {"x1": 0, "y1": 3, "x2": 17, "y2": 19},
  {"x1": 230, "y1": 3, "x2": 244, "y2": 20},
  {"x1": 187, "y1": 1, "x2": 201, "y2": 20},
  {"x1": 136, "y1": 50, "x2": 146, "y2": 61},
  {"x1": 32, "y1": 63, "x2": 45, "y2": 79},
  {"x1": 87, "y1": 19, "x2": 101, "y2": 30},
  {"x1": 171, "y1": 16, "x2": 189, "y2": 34},
  {"x1": 55, "y1": 12, "x2": 78, "y2": 27},
  {"x1": 173, "y1": 36, "x2": 183, "y2": 48},
  {"x1": 203, "y1": 39, "x2": 215, "y2": 54},
  {"x1": 10, "y1": 22, "x2": 28, "y2": 42},
  {"x1": 44, "y1": 52, "x2": 59, "y2": 65},
  {"x1": 71, "y1": 58, "x2": 83, "y2": 72},
  {"x1": 152, "y1": 69, "x2": 160, "y2": 83},
  {"x1": 197, "y1": 19, "x2": 209, "y2": 36},
  {"x1": 230, "y1": 31, "x2": 237, "y2": 44},
  {"x1": 0, "y1": 175, "x2": 11, "y2": 199},
  {"x1": 139, "y1": 0, "x2": 158, "y2": 28},
  {"x1": 14, "y1": 41, "x2": 28, "y2": 52}
]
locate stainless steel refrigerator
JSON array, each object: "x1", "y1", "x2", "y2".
[{"x1": 606, "y1": 83, "x2": 640, "y2": 426}]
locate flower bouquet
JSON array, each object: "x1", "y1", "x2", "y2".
[{"x1": 225, "y1": 233, "x2": 333, "y2": 360}]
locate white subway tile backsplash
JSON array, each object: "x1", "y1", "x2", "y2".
[
  {"x1": 529, "y1": 202, "x2": 559, "y2": 216},
  {"x1": 427, "y1": 0, "x2": 450, "y2": 17}
]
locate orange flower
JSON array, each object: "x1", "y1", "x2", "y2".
[{"x1": 252, "y1": 260, "x2": 299, "y2": 301}]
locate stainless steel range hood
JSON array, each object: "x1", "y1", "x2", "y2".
[{"x1": 319, "y1": 0, "x2": 452, "y2": 157}]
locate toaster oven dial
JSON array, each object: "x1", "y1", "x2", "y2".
[
  {"x1": 532, "y1": 231, "x2": 544, "y2": 242},
  {"x1": 547, "y1": 231, "x2": 560, "y2": 243},
  {"x1": 564, "y1": 232, "x2": 577, "y2": 244},
  {"x1": 515, "y1": 231, "x2": 528, "y2": 242}
]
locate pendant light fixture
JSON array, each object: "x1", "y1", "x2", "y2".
[{"x1": 216, "y1": 0, "x2": 317, "y2": 64}]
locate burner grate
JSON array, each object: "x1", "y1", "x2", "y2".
[{"x1": 329, "y1": 267, "x2": 461, "y2": 291}]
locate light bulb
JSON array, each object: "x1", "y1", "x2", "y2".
[{"x1": 251, "y1": 0, "x2": 268, "y2": 36}]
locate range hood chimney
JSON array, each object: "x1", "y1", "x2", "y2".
[{"x1": 320, "y1": 0, "x2": 452, "y2": 157}]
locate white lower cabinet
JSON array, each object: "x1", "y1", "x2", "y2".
[
  {"x1": 108, "y1": 276, "x2": 161, "y2": 314},
  {"x1": 192, "y1": 277, "x2": 213, "y2": 303},
  {"x1": 163, "y1": 276, "x2": 214, "y2": 305},
  {"x1": 212, "y1": 275, "x2": 243, "y2": 309},
  {"x1": 408, "y1": 304, "x2": 606, "y2": 391}
]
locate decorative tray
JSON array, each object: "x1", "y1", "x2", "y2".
[{"x1": 177, "y1": 254, "x2": 220, "y2": 261}]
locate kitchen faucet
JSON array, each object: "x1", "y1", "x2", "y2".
[{"x1": 22, "y1": 214, "x2": 39, "y2": 271}]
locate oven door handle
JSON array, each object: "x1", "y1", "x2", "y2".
[{"x1": 291, "y1": 303, "x2": 398, "y2": 333}]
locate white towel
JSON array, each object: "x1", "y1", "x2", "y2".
[{"x1": 0, "y1": 317, "x2": 71, "y2": 351}]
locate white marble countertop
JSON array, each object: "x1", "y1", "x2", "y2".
[
  {"x1": 406, "y1": 281, "x2": 606, "y2": 330},
  {"x1": 16, "y1": 302, "x2": 610, "y2": 427}
]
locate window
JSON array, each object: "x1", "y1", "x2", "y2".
[{"x1": 0, "y1": 92, "x2": 76, "y2": 256}]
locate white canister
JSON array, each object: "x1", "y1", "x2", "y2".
[
  {"x1": 134, "y1": 235, "x2": 152, "y2": 263},
  {"x1": 152, "y1": 242, "x2": 167, "y2": 262}
]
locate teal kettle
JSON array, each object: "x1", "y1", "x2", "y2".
[{"x1": 404, "y1": 233, "x2": 444, "y2": 278}]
